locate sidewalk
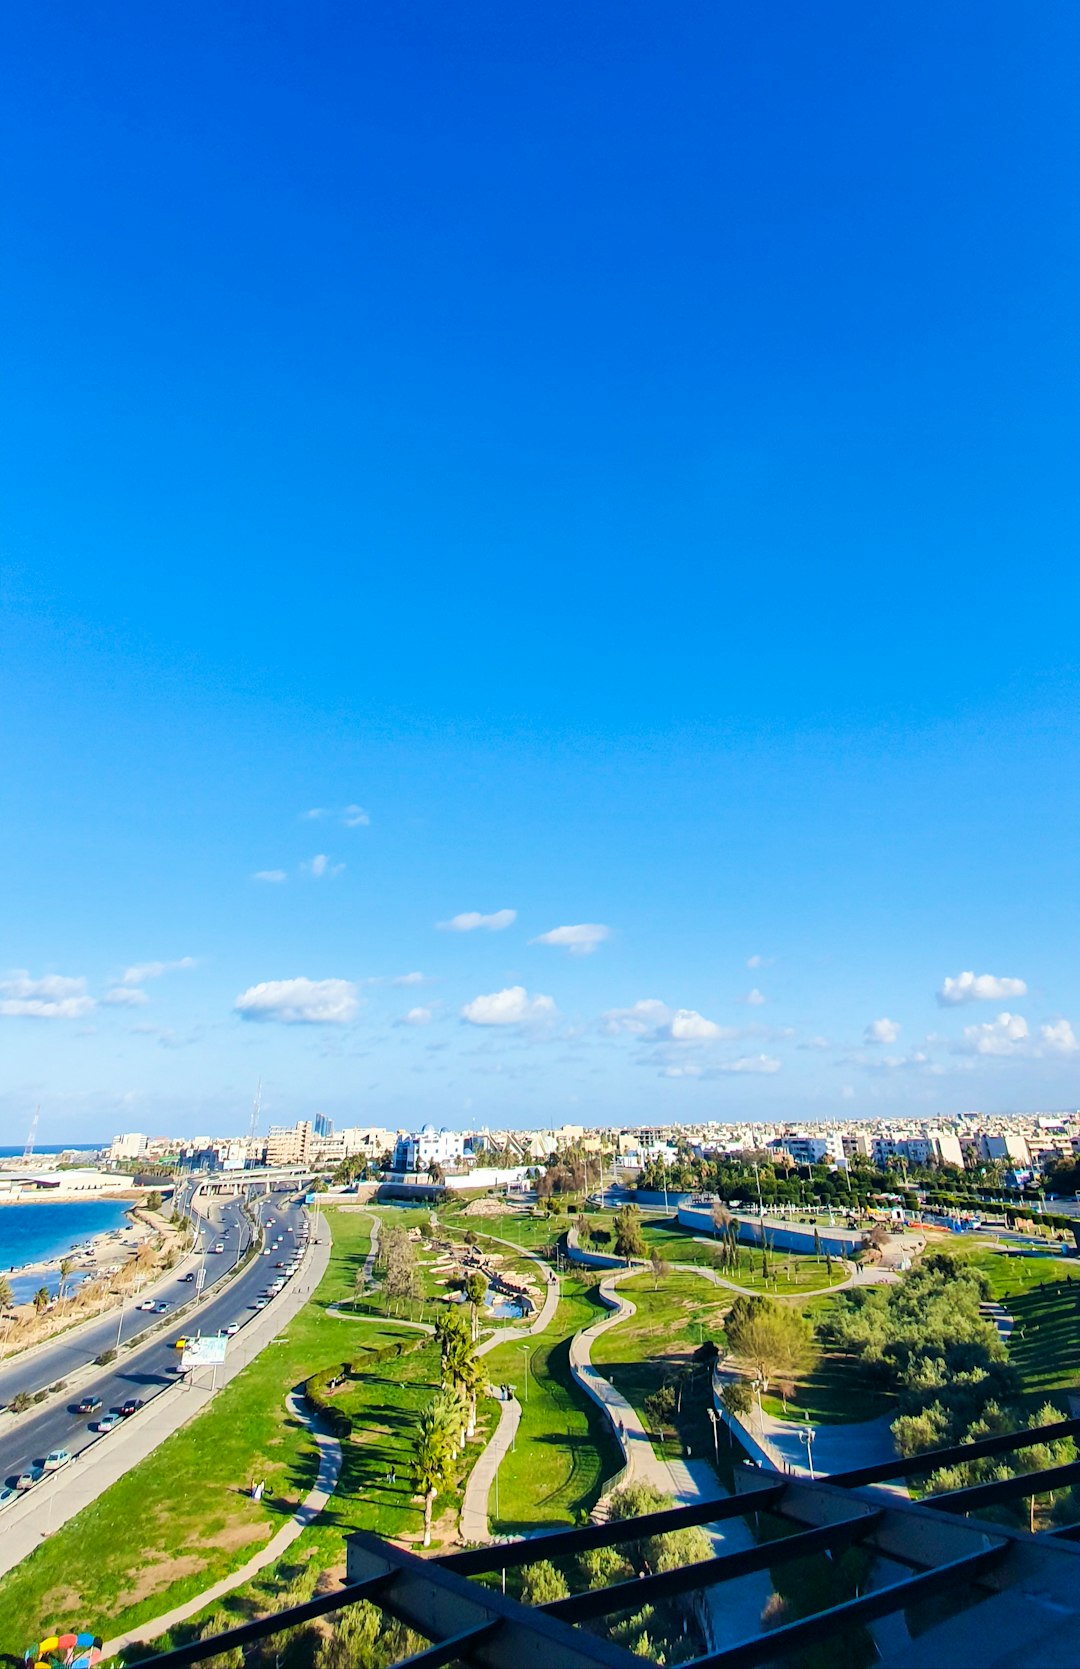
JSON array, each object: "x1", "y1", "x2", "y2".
[
  {"x1": 0, "y1": 1217, "x2": 331, "y2": 1580},
  {"x1": 570, "y1": 1270, "x2": 772, "y2": 1649},
  {"x1": 474, "y1": 1236, "x2": 560, "y2": 1357},
  {"x1": 459, "y1": 1394, "x2": 521, "y2": 1543},
  {"x1": 101, "y1": 1386, "x2": 343, "y2": 1659}
]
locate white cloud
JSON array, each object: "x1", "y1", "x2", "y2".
[
  {"x1": 663, "y1": 1063, "x2": 703, "y2": 1079},
  {"x1": 461, "y1": 986, "x2": 556, "y2": 1026},
  {"x1": 392, "y1": 972, "x2": 428, "y2": 987},
  {"x1": 744, "y1": 987, "x2": 766, "y2": 1006},
  {"x1": 303, "y1": 804, "x2": 370, "y2": 827},
  {"x1": 0, "y1": 972, "x2": 95, "y2": 1020},
  {"x1": 122, "y1": 956, "x2": 196, "y2": 985},
  {"x1": 667, "y1": 1008, "x2": 735, "y2": 1042},
  {"x1": 865, "y1": 1017, "x2": 901, "y2": 1044},
  {"x1": 798, "y1": 1035, "x2": 830, "y2": 1051},
  {"x1": 103, "y1": 986, "x2": 149, "y2": 1007},
  {"x1": 937, "y1": 970, "x2": 1028, "y2": 1006},
  {"x1": 399, "y1": 1006, "x2": 433, "y2": 1027},
  {"x1": 252, "y1": 869, "x2": 287, "y2": 884},
  {"x1": 961, "y1": 1011, "x2": 1029, "y2": 1056},
  {"x1": 303, "y1": 854, "x2": 345, "y2": 879},
  {"x1": 438, "y1": 910, "x2": 517, "y2": 933},
  {"x1": 234, "y1": 977, "x2": 360, "y2": 1025},
  {"x1": 747, "y1": 954, "x2": 774, "y2": 969},
  {"x1": 601, "y1": 999, "x2": 672, "y2": 1037},
  {"x1": 530, "y1": 923, "x2": 610, "y2": 956},
  {"x1": 718, "y1": 1053, "x2": 782, "y2": 1074},
  {"x1": 1041, "y1": 1019, "x2": 1079, "y2": 1055}
]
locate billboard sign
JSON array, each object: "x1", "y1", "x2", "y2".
[{"x1": 181, "y1": 1334, "x2": 228, "y2": 1368}]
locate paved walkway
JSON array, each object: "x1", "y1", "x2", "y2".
[
  {"x1": 459, "y1": 1394, "x2": 521, "y2": 1543},
  {"x1": 101, "y1": 1386, "x2": 343, "y2": 1659},
  {"x1": 454, "y1": 1236, "x2": 560, "y2": 1542},
  {"x1": 0, "y1": 1217, "x2": 332, "y2": 1580},
  {"x1": 568, "y1": 1270, "x2": 771, "y2": 1649},
  {"x1": 359, "y1": 1213, "x2": 380, "y2": 1289}
]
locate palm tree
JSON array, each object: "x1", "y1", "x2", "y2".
[
  {"x1": 0, "y1": 1276, "x2": 13, "y2": 1313},
  {"x1": 58, "y1": 1258, "x2": 74, "y2": 1302},
  {"x1": 443, "y1": 1333, "x2": 486, "y2": 1442},
  {"x1": 412, "y1": 1392, "x2": 459, "y2": 1547},
  {"x1": 33, "y1": 1286, "x2": 50, "y2": 1314}
]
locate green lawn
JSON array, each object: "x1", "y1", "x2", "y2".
[
  {"x1": 0, "y1": 1209, "x2": 484, "y2": 1655},
  {"x1": 481, "y1": 1277, "x2": 619, "y2": 1534}
]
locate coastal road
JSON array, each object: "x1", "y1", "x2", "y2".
[
  {"x1": 0, "y1": 1187, "x2": 248, "y2": 1408},
  {"x1": 0, "y1": 1192, "x2": 308, "y2": 1493}
]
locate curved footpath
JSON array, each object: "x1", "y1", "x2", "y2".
[
  {"x1": 458, "y1": 1236, "x2": 560, "y2": 1544},
  {"x1": 568, "y1": 1268, "x2": 772, "y2": 1648},
  {"x1": 101, "y1": 1387, "x2": 343, "y2": 1660},
  {"x1": 0, "y1": 1209, "x2": 331, "y2": 1582}
]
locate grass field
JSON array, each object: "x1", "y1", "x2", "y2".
[
  {"x1": 482, "y1": 1276, "x2": 619, "y2": 1533},
  {"x1": 0, "y1": 1209, "x2": 484, "y2": 1654}
]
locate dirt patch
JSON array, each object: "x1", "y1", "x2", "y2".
[
  {"x1": 206, "y1": 1521, "x2": 275, "y2": 1553},
  {"x1": 40, "y1": 1583, "x2": 83, "y2": 1617},
  {"x1": 461, "y1": 1198, "x2": 514, "y2": 1218},
  {"x1": 115, "y1": 1553, "x2": 209, "y2": 1610}
]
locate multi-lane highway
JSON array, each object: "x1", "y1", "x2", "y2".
[{"x1": 0, "y1": 1189, "x2": 309, "y2": 1492}]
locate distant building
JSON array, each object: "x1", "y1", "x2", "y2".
[
  {"x1": 769, "y1": 1132, "x2": 846, "y2": 1166},
  {"x1": 980, "y1": 1133, "x2": 1031, "y2": 1168},
  {"x1": 109, "y1": 1132, "x2": 148, "y2": 1163},
  {"x1": 392, "y1": 1125, "x2": 465, "y2": 1174},
  {"x1": 313, "y1": 1112, "x2": 333, "y2": 1140},
  {"x1": 265, "y1": 1121, "x2": 314, "y2": 1167}
]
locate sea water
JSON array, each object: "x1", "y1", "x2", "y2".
[{"x1": 0, "y1": 1200, "x2": 134, "y2": 1302}]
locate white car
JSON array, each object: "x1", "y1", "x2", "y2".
[
  {"x1": 225, "y1": 1322, "x2": 240, "y2": 1336},
  {"x1": 44, "y1": 1449, "x2": 72, "y2": 1472},
  {"x1": 139, "y1": 1298, "x2": 157, "y2": 1310}
]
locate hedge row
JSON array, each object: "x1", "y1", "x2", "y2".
[{"x1": 304, "y1": 1338, "x2": 427, "y2": 1438}]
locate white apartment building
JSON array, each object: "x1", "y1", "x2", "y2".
[
  {"x1": 265, "y1": 1120, "x2": 314, "y2": 1167},
  {"x1": 392, "y1": 1125, "x2": 465, "y2": 1174},
  {"x1": 769, "y1": 1131, "x2": 846, "y2": 1166},
  {"x1": 980, "y1": 1133, "x2": 1031, "y2": 1168},
  {"x1": 109, "y1": 1132, "x2": 148, "y2": 1163}
]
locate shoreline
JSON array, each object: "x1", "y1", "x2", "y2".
[{"x1": 1, "y1": 1201, "x2": 148, "y2": 1302}]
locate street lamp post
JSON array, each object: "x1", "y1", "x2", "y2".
[
  {"x1": 797, "y1": 1422, "x2": 816, "y2": 1480},
  {"x1": 520, "y1": 1344, "x2": 530, "y2": 1402},
  {"x1": 707, "y1": 1406, "x2": 720, "y2": 1466}
]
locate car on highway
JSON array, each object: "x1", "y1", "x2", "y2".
[
  {"x1": 154, "y1": 1300, "x2": 170, "y2": 1313},
  {"x1": 0, "y1": 1485, "x2": 17, "y2": 1510},
  {"x1": 262, "y1": 1248, "x2": 272, "y2": 1256},
  {"x1": 173, "y1": 1336, "x2": 189, "y2": 1350},
  {"x1": 119, "y1": 1398, "x2": 145, "y2": 1417},
  {"x1": 225, "y1": 1322, "x2": 240, "y2": 1336},
  {"x1": 254, "y1": 1297, "x2": 269, "y2": 1309},
  {"x1": 16, "y1": 1467, "x2": 43, "y2": 1491},
  {"x1": 44, "y1": 1449, "x2": 72, "y2": 1472},
  {"x1": 139, "y1": 1298, "x2": 157, "y2": 1310},
  {"x1": 95, "y1": 1412, "x2": 122, "y2": 1432},
  {"x1": 212, "y1": 1242, "x2": 225, "y2": 1253},
  {"x1": 181, "y1": 1271, "x2": 196, "y2": 1282},
  {"x1": 76, "y1": 1396, "x2": 103, "y2": 1416}
]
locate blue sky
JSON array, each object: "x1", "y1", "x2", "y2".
[{"x1": 2, "y1": 2, "x2": 1078, "y2": 1140}]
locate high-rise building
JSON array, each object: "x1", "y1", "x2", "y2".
[{"x1": 265, "y1": 1121, "x2": 313, "y2": 1166}]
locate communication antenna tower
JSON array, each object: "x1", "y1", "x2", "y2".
[
  {"x1": 23, "y1": 1105, "x2": 40, "y2": 1162},
  {"x1": 248, "y1": 1079, "x2": 262, "y2": 1144}
]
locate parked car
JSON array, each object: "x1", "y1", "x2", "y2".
[
  {"x1": 225, "y1": 1322, "x2": 240, "y2": 1336},
  {"x1": 15, "y1": 1467, "x2": 43, "y2": 1491},
  {"x1": 254, "y1": 1298, "x2": 269, "y2": 1309},
  {"x1": 76, "y1": 1396, "x2": 103, "y2": 1416},
  {"x1": 0, "y1": 1485, "x2": 17, "y2": 1510},
  {"x1": 119, "y1": 1398, "x2": 144, "y2": 1417},
  {"x1": 44, "y1": 1449, "x2": 72, "y2": 1472},
  {"x1": 95, "y1": 1413, "x2": 122, "y2": 1432}
]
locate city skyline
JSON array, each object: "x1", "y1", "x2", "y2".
[{"x1": 4, "y1": 4, "x2": 1078, "y2": 1139}]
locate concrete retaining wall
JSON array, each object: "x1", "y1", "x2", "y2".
[{"x1": 678, "y1": 1205, "x2": 862, "y2": 1258}]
